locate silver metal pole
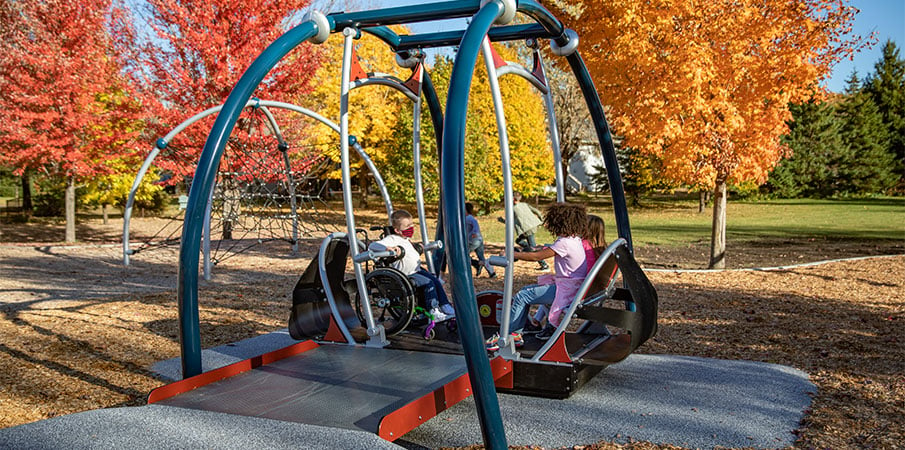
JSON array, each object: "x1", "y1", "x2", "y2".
[
  {"x1": 341, "y1": 27, "x2": 386, "y2": 347},
  {"x1": 482, "y1": 38, "x2": 516, "y2": 353},
  {"x1": 535, "y1": 49, "x2": 565, "y2": 201},
  {"x1": 411, "y1": 63, "x2": 435, "y2": 273},
  {"x1": 122, "y1": 145, "x2": 162, "y2": 266}
]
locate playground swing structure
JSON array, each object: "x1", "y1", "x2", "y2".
[
  {"x1": 167, "y1": 1, "x2": 659, "y2": 447},
  {"x1": 121, "y1": 99, "x2": 395, "y2": 279},
  {"x1": 288, "y1": 28, "x2": 657, "y2": 394}
]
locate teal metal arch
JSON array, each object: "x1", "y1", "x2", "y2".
[{"x1": 176, "y1": 2, "x2": 636, "y2": 448}]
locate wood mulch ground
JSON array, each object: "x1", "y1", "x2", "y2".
[{"x1": 0, "y1": 216, "x2": 902, "y2": 449}]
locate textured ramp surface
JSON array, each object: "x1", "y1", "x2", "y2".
[
  {"x1": 157, "y1": 345, "x2": 468, "y2": 434},
  {"x1": 0, "y1": 404, "x2": 403, "y2": 450},
  {"x1": 401, "y1": 354, "x2": 815, "y2": 449}
]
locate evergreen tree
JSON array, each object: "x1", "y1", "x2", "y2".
[
  {"x1": 768, "y1": 97, "x2": 844, "y2": 198},
  {"x1": 835, "y1": 72, "x2": 897, "y2": 195},
  {"x1": 864, "y1": 40, "x2": 905, "y2": 188}
]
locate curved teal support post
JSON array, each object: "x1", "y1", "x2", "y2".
[
  {"x1": 422, "y1": 69, "x2": 448, "y2": 274},
  {"x1": 177, "y1": 20, "x2": 327, "y2": 379},
  {"x1": 565, "y1": 51, "x2": 633, "y2": 249},
  {"x1": 440, "y1": 2, "x2": 507, "y2": 448},
  {"x1": 516, "y1": 0, "x2": 566, "y2": 42},
  {"x1": 513, "y1": 0, "x2": 633, "y2": 249},
  {"x1": 360, "y1": 26, "x2": 401, "y2": 49}
]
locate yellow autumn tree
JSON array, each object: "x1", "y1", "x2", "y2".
[
  {"x1": 545, "y1": 0, "x2": 864, "y2": 268},
  {"x1": 414, "y1": 45, "x2": 552, "y2": 211},
  {"x1": 291, "y1": 28, "x2": 410, "y2": 205}
]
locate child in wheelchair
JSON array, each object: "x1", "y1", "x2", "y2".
[{"x1": 367, "y1": 209, "x2": 456, "y2": 322}]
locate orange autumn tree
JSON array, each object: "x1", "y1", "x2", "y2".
[{"x1": 546, "y1": 0, "x2": 864, "y2": 268}]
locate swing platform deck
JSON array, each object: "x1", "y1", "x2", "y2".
[
  {"x1": 148, "y1": 341, "x2": 512, "y2": 442},
  {"x1": 339, "y1": 323, "x2": 630, "y2": 399}
]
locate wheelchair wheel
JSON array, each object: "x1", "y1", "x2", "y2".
[{"x1": 355, "y1": 267, "x2": 416, "y2": 336}]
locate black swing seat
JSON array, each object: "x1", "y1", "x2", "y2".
[
  {"x1": 569, "y1": 242, "x2": 658, "y2": 365},
  {"x1": 288, "y1": 236, "x2": 440, "y2": 340},
  {"x1": 288, "y1": 237, "x2": 360, "y2": 340}
]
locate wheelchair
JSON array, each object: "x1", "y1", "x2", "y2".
[{"x1": 352, "y1": 226, "x2": 455, "y2": 340}]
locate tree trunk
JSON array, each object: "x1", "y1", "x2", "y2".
[
  {"x1": 358, "y1": 174, "x2": 369, "y2": 208},
  {"x1": 708, "y1": 180, "x2": 727, "y2": 269},
  {"x1": 65, "y1": 175, "x2": 76, "y2": 243},
  {"x1": 698, "y1": 190, "x2": 711, "y2": 213},
  {"x1": 20, "y1": 172, "x2": 32, "y2": 211},
  {"x1": 102, "y1": 203, "x2": 109, "y2": 225}
]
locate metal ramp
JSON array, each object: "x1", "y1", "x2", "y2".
[{"x1": 148, "y1": 342, "x2": 512, "y2": 442}]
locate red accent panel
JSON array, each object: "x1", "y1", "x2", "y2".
[
  {"x1": 147, "y1": 340, "x2": 319, "y2": 404},
  {"x1": 485, "y1": 37, "x2": 507, "y2": 69},
  {"x1": 539, "y1": 332, "x2": 572, "y2": 363},
  {"x1": 401, "y1": 63, "x2": 423, "y2": 97},
  {"x1": 350, "y1": 45, "x2": 369, "y2": 82},
  {"x1": 476, "y1": 291, "x2": 503, "y2": 326},
  {"x1": 531, "y1": 52, "x2": 548, "y2": 88},
  {"x1": 490, "y1": 356, "x2": 513, "y2": 389},
  {"x1": 323, "y1": 314, "x2": 349, "y2": 343},
  {"x1": 378, "y1": 356, "x2": 512, "y2": 441}
]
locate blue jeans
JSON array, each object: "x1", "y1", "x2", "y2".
[
  {"x1": 411, "y1": 268, "x2": 449, "y2": 309},
  {"x1": 516, "y1": 233, "x2": 537, "y2": 251},
  {"x1": 516, "y1": 234, "x2": 548, "y2": 269},
  {"x1": 508, "y1": 283, "x2": 556, "y2": 333}
]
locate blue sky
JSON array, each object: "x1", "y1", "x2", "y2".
[
  {"x1": 823, "y1": 0, "x2": 905, "y2": 92},
  {"x1": 354, "y1": 0, "x2": 903, "y2": 93}
]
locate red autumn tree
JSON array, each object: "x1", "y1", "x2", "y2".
[
  {"x1": 0, "y1": 0, "x2": 142, "y2": 242},
  {"x1": 545, "y1": 0, "x2": 867, "y2": 268},
  {"x1": 111, "y1": 0, "x2": 324, "y2": 180}
]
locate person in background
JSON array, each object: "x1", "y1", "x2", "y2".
[
  {"x1": 466, "y1": 202, "x2": 496, "y2": 278},
  {"x1": 498, "y1": 191, "x2": 549, "y2": 271},
  {"x1": 486, "y1": 203, "x2": 589, "y2": 350},
  {"x1": 368, "y1": 209, "x2": 456, "y2": 321}
]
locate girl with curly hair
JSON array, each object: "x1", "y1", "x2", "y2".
[{"x1": 486, "y1": 203, "x2": 590, "y2": 350}]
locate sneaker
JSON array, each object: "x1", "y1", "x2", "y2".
[
  {"x1": 510, "y1": 332, "x2": 524, "y2": 347},
  {"x1": 485, "y1": 332, "x2": 523, "y2": 351},
  {"x1": 488, "y1": 271, "x2": 497, "y2": 279},
  {"x1": 485, "y1": 333, "x2": 501, "y2": 351},
  {"x1": 536, "y1": 262, "x2": 549, "y2": 271},
  {"x1": 440, "y1": 303, "x2": 456, "y2": 318},
  {"x1": 475, "y1": 264, "x2": 483, "y2": 277},
  {"x1": 536, "y1": 325, "x2": 555, "y2": 341},
  {"x1": 429, "y1": 308, "x2": 449, "y2": 322}
]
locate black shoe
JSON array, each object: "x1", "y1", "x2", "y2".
[
  {"x1": 536, "y1": 325, "x2": 556, "y2": 341},
  {"x1": 535, "y1": 264, "x2": 549, "y2": 272},
  {"x1": 488, "y1": 271, "x2": 497, "y2": 279},
  {"x1": 523, "y1": 321, "x2": 542, "y2": 333}
]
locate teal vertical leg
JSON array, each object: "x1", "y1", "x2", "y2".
[
  {"x1": 440, "y1": 2, "x2": 507, "y2": 448},
  {"x1": 563, "y1": 51, "x2": 633, "y2": 249},
  {"x1": 177, "y1": 21, "x2": 324, "y2": 379}
]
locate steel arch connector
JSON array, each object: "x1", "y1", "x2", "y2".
[
  {"x1": 305, "y1": 11, "x2": 331, "y2": 44},
  {"x1": 550, "y1": 28, "x2": 579, "y2": 56},
  {"x1": 481, "y1": 0, "x2": 517, "y2": 25}
]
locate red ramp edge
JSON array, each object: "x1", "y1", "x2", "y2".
[
  {"x1": 147, "y1": 340, "x2": 320, "y2": 404},
  {"x1": 378, "y1": 356, "x2": 512, "y2": 442}
]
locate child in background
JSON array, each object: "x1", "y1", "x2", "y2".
[
  {"x1": 498, "y1": 191, "x2": 548, "y2": 271},
  {"x1": 486, "y1": 203, "x2": 589, "y2": 350},
  {"x1": 466, "y1": 202, "x2": 496, "y2": 278}
]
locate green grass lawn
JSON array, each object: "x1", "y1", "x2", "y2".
[{"x1": 474, "y1": 196, "x2": 905, "y2": 247}]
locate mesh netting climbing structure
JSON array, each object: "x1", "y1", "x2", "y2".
[{"x1": 123, "y1": 99, "x2": 393, "y2": 278}]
